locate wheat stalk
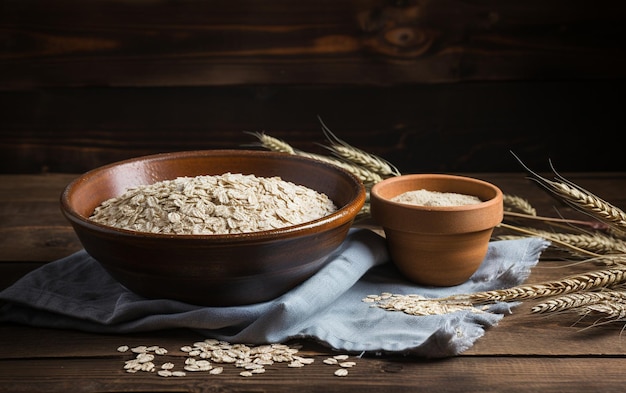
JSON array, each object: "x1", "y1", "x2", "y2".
[
  {"x1": 317, "y1": 116, "x2": 401, "y2": 178},
  {"x1": 512, "y1": 152, "x2": 626, "y2": 233},
  {"x1": 292, "y1": 150, "x2": 384, "y2": 186},
  {"x1": 498, "y1": 222, "x2": 602, "y2": 258},
  {"x1": 531, "y1": 291, "x2": 626, "y2": 314},
  {"x1": 499, "y1": 226, "x2": 626, "y2": 255},
  {"x1": 503, "y1": 211, "x2": 610, "y2": 230},
  {"x1": 438, "y1": 266, "x2": 626, "y2": 304},
  {"x1": 244, "y1": 131, "x2": 296, "y2": 154},
  {"x1": 548, "y1": 180, "x2": 626, "y2": 231},
  {"x1": 246, "y1": 129, "x2": 384, "y2": 187}
]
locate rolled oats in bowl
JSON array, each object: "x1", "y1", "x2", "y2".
[{"x1": 90, "y1": 173, "x2": 337, "y2": 235}]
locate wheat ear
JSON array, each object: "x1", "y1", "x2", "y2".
[
  {"x1": 512, "y1": 152, "x2": 626, "y2": 233},
  {"x1": 439, "y1": 266, "x2": 626, "y2": 304},
  {"x1": 245, "y1": 130, "x2": 383, "y2": 186},
  {"x1": 244, "y1": 131, "x2": 295, "y2": 154},
  {"x1": 532, "y1": 291, "x2": 626, "y2": 314},
  {"x1": 580, "y1": 301, "x2": 626, "y2": 321},
  {"x1": 503, "y1": 194, "x2": 537, "y2": 216},
  {"x1": 294, "y1": 150, "x2": 384, "y2": 186},
  {"x1": 317, "y1": 116, "x2": 401, "y2": 178}
]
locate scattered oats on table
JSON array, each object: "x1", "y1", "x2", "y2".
[{"x1": 118, "y1": 339, "x2": 334, "y2": 377}]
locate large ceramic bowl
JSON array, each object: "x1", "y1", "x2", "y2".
[
  {"x1": 370, "y1": 174, "x2": 503, "y2": 286},
  {"x1": 60, "y1": 150, "x2": 366, "y2": 306}
]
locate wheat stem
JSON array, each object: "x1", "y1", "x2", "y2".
[
  {"x1": 498, "y1": 222, "x2": 601, "y2": 258},
  {"x1": 503, "y1": 211, "x2": 610, "y2": 230},
  {"x1": 500, "y1": 226, "x2": 626, "y2": 255}
]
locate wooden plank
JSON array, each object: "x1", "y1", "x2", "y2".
[
  {"x1": 1, "y1": 81, "x2": 625, "y2": 174},
  {"x1": 0, "y1": 344, "x2": 623, "y2": 393},
  {"x1": 0, "y1": 174, "x2": 77, "y2": 198},
  {"x1": 0, "y1": 174, "x2": 81, "y2": 261},
  {"x1": 0, "y1": 227, "x2": 80, "y2": 262},
  {"x1": 1, "y1": 0, "x2": 624, "y2": 88},
  {"x1": 468, "y1": 282, "x2": 626, "y2": 356},
  {"x1": 0, "y1": 324, "x2": 624, "y2": 391},
  {"x1": 0, "y1": 201, "x2": 70, "y2": 227}
]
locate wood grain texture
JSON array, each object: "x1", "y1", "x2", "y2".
[
  {"x1": 1, "y1": 80, "x2": 624, "y2": 174},
  {"x1": 1, "y1": 0, "x2": 624, "y2": 88},
  {"x1": 0, "y1": 326, "x2": 625, "y2": 393},
  {"x1": 1, "y1": 0, "x2": 624, "y2": 174}
]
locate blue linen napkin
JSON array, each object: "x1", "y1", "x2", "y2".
[{"x1": 0, "y1": 228, "x2": 549, "y2": 358}]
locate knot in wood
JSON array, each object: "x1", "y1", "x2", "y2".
[{"x1": 384, "y1": 26, "x2": 426, "y2": 48}]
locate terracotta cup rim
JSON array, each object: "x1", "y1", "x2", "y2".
[{"x1": 370, "y1": 173, "x2": 504, "y2": 234}]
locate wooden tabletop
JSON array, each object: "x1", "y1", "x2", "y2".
[{"x1": 2, "y1": 172, "x2": 626, "y2": 393}]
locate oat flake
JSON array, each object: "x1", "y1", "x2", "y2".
[{"x1": 90, "y1": 173, "x2": 337, "y2": 235}]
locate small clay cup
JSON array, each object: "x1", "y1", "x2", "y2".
[{"x1": 370, "y1": 174, "x2": 503, "y2": 286}]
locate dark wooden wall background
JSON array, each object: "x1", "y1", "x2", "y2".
[{"x1": 1, "y1": 0, "x2": 625, "y2": 175}]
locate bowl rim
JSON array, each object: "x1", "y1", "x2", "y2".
[
  {"x1": 60, "y1": 149, "x2": 366, "y2": 242},
  {"x1": 369, "y1": 173, "x2": 504, "y2": 234},
  {"x1": 370, "y1": 173, "x2": 503, "y2": 212}
]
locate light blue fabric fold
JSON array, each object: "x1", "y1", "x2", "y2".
[{"x1": 0, "y1": 228, "x2": 549, "y2": 358}]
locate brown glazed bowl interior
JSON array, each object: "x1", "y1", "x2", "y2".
[
  {"x1": 370, "y1": 174, "x2": 503, "y2": 286},
  {"x1": 60, "y1": 150, "x2": 366, "y2": 306}
]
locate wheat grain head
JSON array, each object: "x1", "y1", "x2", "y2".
[
  {"x1": 317, "y1": 116, "x2": 401, "y2": 178},
  {"x1": 512, "y1": 152, "x2": 626, "y2": 233}
]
